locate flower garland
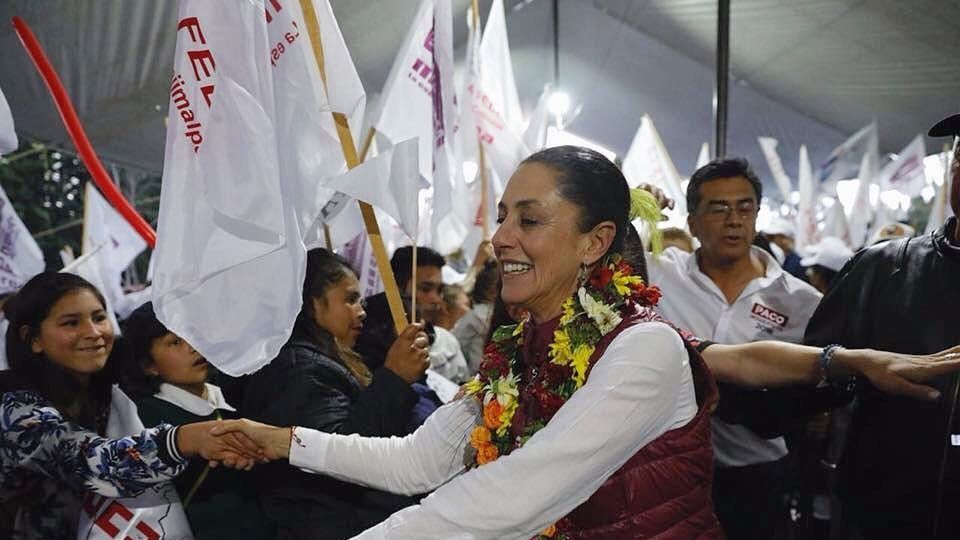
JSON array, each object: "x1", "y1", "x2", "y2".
[{"x1": 464, "y1": 255, "x2": 662, "y2": 539}]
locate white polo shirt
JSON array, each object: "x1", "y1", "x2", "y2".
[{"x1": 648, "y1": 246, "x2": 822, "y2": 467}]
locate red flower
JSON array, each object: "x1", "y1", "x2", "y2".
[
  {"x1": 632, "y1": 284, "x2": 662, "y2": 306},
  {"x1": 615, "y1": 260, "x2": 634, "y2": 276},
  {"x1": 480, "y1": 343, "x2": 511, "y2": 376},
  {"x1": 589, "y1": 266, "x2": 614, "y2": 289}
]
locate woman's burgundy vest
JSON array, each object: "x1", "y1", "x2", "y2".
[{"x1": 523, "y1": 315, "x2": 723, "y2": 539}]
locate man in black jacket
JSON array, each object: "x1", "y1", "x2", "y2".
[{"x1": 804, "y1": 114, "x2": 960, "y2": 540}]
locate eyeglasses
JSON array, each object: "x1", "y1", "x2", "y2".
[{"x1": 701, "y1": 201, "x2": 758, "y2": 220}]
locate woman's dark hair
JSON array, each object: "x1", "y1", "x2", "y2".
[
  {"x1": 1, "y1": 272, "x2": 116, "y2": 430},
  {"x1": 686, "y1": 157, "x2": 763, "y2": 213},
  {"x1": 471, "y1": 258, "x2": 500, "y2": 305},
  {"x1": 521, "y1": 145, "x2": 630, "y2": 256},
  {"x1": 117, "y1": 302, "x2": 170, "y2": 399},
  {"x1": 621, "y1": 222, "x2": 650, "y2": 284},
  {"x1": 291, "y1": 248, "x2": 358, "y2": 361},
  {"x1": 391, "y1": 246, "x2": 446, "y2": 292}
]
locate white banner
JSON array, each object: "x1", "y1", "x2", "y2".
[
  {"x1": 78, "y1": 386, "x2": 193, "y2": 540},
  {"x1": 795, "y1": 144, "x2": 819, "y2": 252},
  {"x1": 818, "y1": 122, "x2": 877, "y2": 188},
  {"x1": 0, "y1": 84, "x2": 17, "y2": 154},
  {"x1": 848, "y1": 132, "x2": 879, "y2": 249},
  {"x1": 877, "y1": 134, "x2": 926, "y2": 197},
  {"x1": 82, "y1": 183, "x2": 147, "y2": 311},
  {"x1": 757, "y1": 137, "x2": 793, "y2": 202},
  {"x1": 622, "y1": 115, "x2": 687, "y2": 224},
  {"x1": 0, "y1": 184, "x2": 44, "y2": 295},
  {"x1": 153, "y1": 0, "x2": 306, "y2": 376}
]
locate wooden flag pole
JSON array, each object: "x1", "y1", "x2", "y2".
[
  {"x1": 410, "y1": 240, "x2": 418, "y2": 325},
  {"x1": 470, "y1": 0, "x2": 490, "y2": 240},
  {"x1": 299, "y1": 0, "x2": 408, "y2": 334}
]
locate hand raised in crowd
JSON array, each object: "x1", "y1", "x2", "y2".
[
  {"x1": 472, "y1": 239, "x2": 495, "y2": 267},
  {"x1": 638, "y1": 182, "x2": 675, "y2": 211},
  {"x1": 210, "y1": 419, "x2": 292, "y2": 463},
  {"x1": 384, "y1": 322, "x2": 431, "y2": 384},
  {"x1": 837, "y1": 345, "x2": 960, "y2": 401},
  {"x1": 176, "y1": 420, "x2": 265, "y2": 471}
]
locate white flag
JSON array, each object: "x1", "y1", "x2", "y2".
[
  {"x1": 622, "y1": 115, "x2": 687, "y2": 224},
  {"x1": 757, "y1": 137, "x2": 794, "y2": 202},
  {"x1": 479, "y1": 0, "x2": 523, "y2": 132},
  {"x1": 319, "y1": 138, "x2": 424, "y2": 240},
  {"x1": 695, "y1": 142, "x2": 710, "y2": 171},
  {"x1": 376, "y1": 0, "x2": 461, "y2": 253},
  {"x1": 0, "y1": 84, "x2": 16, "y2": 154},
  {"x1": 265, "y1": 0, "x2": 366, "y2": 237},
  {"x1": 926, "y1": 149, "x2": 954, "y2": 234},
  {"x1": 821, "y1": 200, "x2": 851, "y2": 248},
  {"x1": 78, "y1": 386, "x2": 193, "y2": 540},
  {"x1": 795, "y1": 144, "x2": 819, "y2": 252},
  {"x1": 878, "y1": 134, "x2": 926, "y2": 197},
  {"x1": 462, "y1": 2, "x2": 529, "y2": 185},
  {"x1": 82, "y1": 183, "x2": 147, "y2": 311},
  {"x1": 848, "y1": 145, "x2": 879, "y2": 249},
  {"x1": 0, "y1": 184, "x2": 44, "y2": 295},
  {"x1": 153, "y1": 0, "x2": 306, "y2": 376},
  {"x1": 523, "y1": 83, "x2": 552, "y2": 152},
  {"x1": 818, "y1": 122, "x2": 877, "y2": 188},
  {"x1": 61, "y1": 245, "x2": 120, "y2": 336}
]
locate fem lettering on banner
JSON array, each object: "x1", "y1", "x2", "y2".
[{"x1": 172, "y1": 16, "x2": 216, "y2": 153}]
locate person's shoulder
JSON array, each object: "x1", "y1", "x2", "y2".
[{"x1": 609, "y1": 321, "x2": 685, "y2": 360}]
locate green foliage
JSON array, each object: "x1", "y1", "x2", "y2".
[{"x1": 0, "y1": 139, "x2": 161, "y2": 280}]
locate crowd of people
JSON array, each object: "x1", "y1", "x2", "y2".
[{"x1": 1, "y1": 114, "x2": 959, "y2": 540}]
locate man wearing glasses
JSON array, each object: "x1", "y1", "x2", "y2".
[{"x1": 647, "y1": 157, "x2": 822, "y2": 540}]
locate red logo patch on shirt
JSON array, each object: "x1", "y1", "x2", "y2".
[{"x1": 750, "y1": 302, "x2": 789, "y2": 329}]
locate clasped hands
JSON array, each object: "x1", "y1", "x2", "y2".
[{"x1": 175, "y1": 418, "x2": 293, "y2": 471}]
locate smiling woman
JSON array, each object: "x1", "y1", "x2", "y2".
[{"x1": 0, "y1": 272, "x2": 259, "y2": 540}]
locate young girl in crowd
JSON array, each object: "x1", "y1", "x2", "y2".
[
  {"x1": 0, "y1": 272, "x2": 257, "y2": 540},
  {"x1": 119, "y1": 301, "x2": 273, "y2": 539},
  {"x1": 241, "y1": 248, "x2": 432, "y2": 540}
]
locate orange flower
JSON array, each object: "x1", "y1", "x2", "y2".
[
  {"x1": 470, "y1": 426, "x2": 492, "y2": 448},
  {"x1": 483, "y1": 400, "x2": 505, "y2": 429},
  {"x1": 476, "y1": 442, "x2": 499, "y2": 465},
  {"x1": 540, "y1": 524, "x2": 557, "y2": 537}
]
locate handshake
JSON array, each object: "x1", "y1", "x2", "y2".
[{"x1": 175, "y1": 419, "x2": 294, "y2": 471}]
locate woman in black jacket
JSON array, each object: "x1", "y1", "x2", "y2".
[{"x1": 241, "y1": 248, "x2": 430, "y2": 539}]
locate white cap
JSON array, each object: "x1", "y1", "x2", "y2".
[
  {"x1": 763, "y1": 217, "x2": 795, "y2": 238},
  {"x1": 867, "y1": 222, "x2": 916, "y2": 246},
  {"x1": 800, "y1": 237, "x2": 854, "y2": 273}
]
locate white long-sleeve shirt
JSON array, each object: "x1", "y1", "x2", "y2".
[{"x1": 289, "y1": 321, "x2": 698, "y2": 539}]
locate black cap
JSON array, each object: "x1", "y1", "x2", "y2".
[{"x1": 929, "y1": 113, "x2": 960, "y2": 137}]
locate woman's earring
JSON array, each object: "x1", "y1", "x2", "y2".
[{"x1": 577, "y1": 263, "x2": 589, "y2": 288}]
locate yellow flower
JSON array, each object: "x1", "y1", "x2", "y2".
[
  {"x1": 612, "y1": 271, "x2": 643, "y2": 296},
  {"x1": 464, "y1": 377, "x2": 484, "y2": 396},
  {"x1": 559, "y1": 297, "x2": 576, "y2": 325},
  {"x1": 495, "y1": 399, "x2": 518, "y2": 437},
  {"x1": 548, "y1": 329, "x2": 573, "y2": 365},
  {"x1": 571, "y1": 343, "x2": 595, "y2": 387},
  {"x1": 540, "y1": 524, "x2": 557, "y2": 538}
]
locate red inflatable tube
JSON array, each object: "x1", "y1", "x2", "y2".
[{"x1": 11, "y1": 16, "x2": 157, "y2": 248}]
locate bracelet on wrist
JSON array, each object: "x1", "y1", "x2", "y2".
[{"x1": 818, "y1": 344, "x2": 843, "y2": 385}]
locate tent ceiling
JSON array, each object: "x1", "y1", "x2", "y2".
[{"x1": 1, "y1": 0, "x2": 957, "y2": 186}]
